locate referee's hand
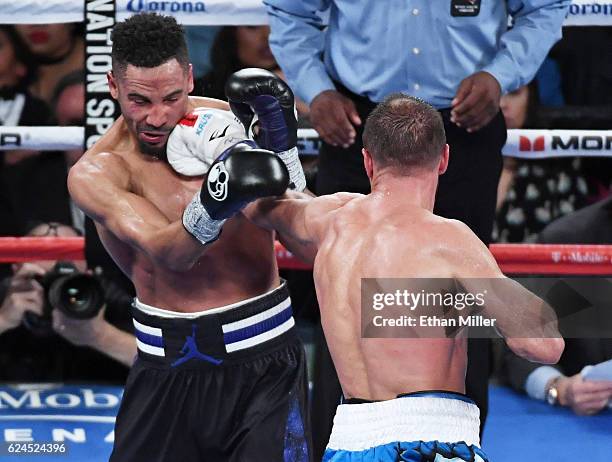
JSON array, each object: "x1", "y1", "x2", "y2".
[
  {"x1": 310, "y1": 90, "x2": 362, "y2": 148},
  {"x1": 450, "y1": 71, "x2": 502, "y2": 133}
]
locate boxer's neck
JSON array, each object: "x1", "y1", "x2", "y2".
[{"x1": 370, "y1": 170, "x2": 438, "y2": 211}]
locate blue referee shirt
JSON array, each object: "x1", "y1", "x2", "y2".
[{"x1": 264, "y1": 0, "x2": 570, "y2": 108}]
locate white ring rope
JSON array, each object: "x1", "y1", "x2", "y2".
[
  {"x1": 0, "y1": 126, "x2": 611, "y2": 160},
  {"x1": 1, "y1": 1, "x2": 610, "y2": 160},
  {"x1": 0, "y1": 126, "x2": 85, "y2": 151},
  {"x1": 0, "y1": 0, "x2": 611, "y2": 25}
]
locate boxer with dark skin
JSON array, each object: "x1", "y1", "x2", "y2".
[
  {"x1": 246, "y1": 94, "x2": 565, "y2": 461},
  {"x1": 68, "y1": 13, "x2": 310, "y2": 462},
  {"x1": 69, "y1": 59, "x2": 275, "y2": 311}
]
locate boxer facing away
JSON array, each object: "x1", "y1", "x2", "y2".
[
  {"x1": 246, "y1": 94, "x2": 565, "y2": 462},
  {"x1": 68, "y1": 13, "x2": 311, "y2": 462}
]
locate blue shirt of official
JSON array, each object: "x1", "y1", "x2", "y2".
[{"x1": 264, "y1": 0, "x2": 571, "y2": 108}]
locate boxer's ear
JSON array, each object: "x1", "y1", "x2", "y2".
[
  {"x1": 108, "y1": 71, "x2": 118, "y2": 100},
  {"x1": 362, "y1": 148, "x2": 374, "y2": 181},
  {"x1": 438, "y1": 144, "x2": 449, "y2": 175},
  {"x1": 187, "y1": 63, "x2": 194, "y2": 94}
]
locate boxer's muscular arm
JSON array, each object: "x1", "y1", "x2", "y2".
[
  {"x1": 450, "y1": 221, "x2": 564, "y2": 364},
  {"x1": 245, "y1": 192, "x2": 358, "y2": 264},
  {"x1": 68, "y1": 152, "x2": 206, "y2": 272}
]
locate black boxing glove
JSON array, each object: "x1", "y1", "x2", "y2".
[
  {"x1": 225, "y1": 68, "x2": 306, "y2": 191},
  {"x1": 182, "y1": 142, "x2": 289, "y2": 245}
]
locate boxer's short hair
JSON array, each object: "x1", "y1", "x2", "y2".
[
  {"x1": 111, "y1": 12, "x2": 189, "y2": 76},
  {"x1": 363, "y1": 93, "x2": 446, "y2": 172}
]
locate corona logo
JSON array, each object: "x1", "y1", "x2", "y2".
[{"x1": 127, "y1": 0, "x2": 206, "y2": 13}]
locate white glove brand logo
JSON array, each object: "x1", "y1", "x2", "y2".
[
  {"x1": 207, "y1": 163, "x2": 229, "y2": 201},
  {"x1": 209, "y1": 125, "x2": 229, "y2": 141},
  {"x1": 195, "y1": 113, "x2": 213, "y2": 136}
]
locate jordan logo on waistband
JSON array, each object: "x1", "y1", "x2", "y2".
[{"x1": 171, "y1": 324, "x2": 223, "y2": 367}]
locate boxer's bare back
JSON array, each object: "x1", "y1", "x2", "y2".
[
  {"x1": 69, "y1": 96, "x2": 279, "y2": 312},
  {"x1": 248, "y1": 186, "x2": 562, "y2": 401},
  {"x1": 312, "y1": 192, "x2": 472, "y2": 400}
]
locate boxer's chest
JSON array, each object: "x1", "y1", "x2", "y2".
[{"x1": 132, "y1": 161, "x2": 204, "y2": 221}]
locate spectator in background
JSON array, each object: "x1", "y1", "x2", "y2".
[
  {"x1": 550, "y1": 27, "x2": 612, "y2": 107},
  {"x1": 0, "y1": 68, "x2": 134, "y2": 322},
  {"x1": 0, "y1": 70, "x2": 86, "y2": 235},
  {"x1": 494, "y1": 81, "x2": 589, "y2": 243},
  {"x1": 0, "y1": 25, "x2": 52, "y2": 167},
  {"x1": 0, "y1": 222, "x2": 135, "y2": 383},
  {"x1": 15, "y1": 23, "x2": 84, "y2": 106},
  {"x1": 502, "y1": 196, "x2": 612, "y2": 414},
  {"x1": 194, "y1": 26, "x2": 308, "y2": 116},
  {"x1": 0, "y1": 25, "x2": 54, "y2": 279},
  {"x1": 195, "y1": 26, "x2": 277, "y2": 98},
  {"x1": 549, "y1": 26, "x2": 612, "y2": 201},
  {"x1": 184, "y1": 26, "x2": 220, "y2": 80},
  {"x1": 265, "y1": 1, "x2": 570, "y2": 454}
]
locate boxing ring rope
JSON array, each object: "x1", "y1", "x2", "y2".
[
  {"x1": 2, "y1": 238, "x2": 612, "y2": 275},
  {"x1": 1, "y1": 126, "x2": 612, "y2": 160},
  {"x1": 0, "y1": 2, "x2": 610, "y2": 279}
]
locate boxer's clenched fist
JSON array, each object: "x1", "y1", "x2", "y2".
[
  {"x1": 182, "y1": 142, "x2": 289, "y2": 245},
  {"x1": 226, "y1": 68, "x2": 306, "y2": 191}
]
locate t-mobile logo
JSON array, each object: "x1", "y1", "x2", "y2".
[{"x1": 519, "y1": 135, "x2": 545, "y2": 152}]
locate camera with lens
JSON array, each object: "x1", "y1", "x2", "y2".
[{"x1": 23, "y1": 261, "x2": 106, "y2": 335}]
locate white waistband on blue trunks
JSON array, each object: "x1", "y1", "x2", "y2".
[{"x1": 326, "y1": 395, "x2": 481, "y2": 452}]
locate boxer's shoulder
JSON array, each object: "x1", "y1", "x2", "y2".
[
  {"x1": 72, "y1": 149, "x2": 132, "y2": 192},
  {"x1": 309, "y1": 192, "x2": 363, "y2": 227},
  {"x1": 429, "y1": 217, "x2": 498, "y2": 275},
  {"x1": 323, "y1": 192, "x2": 365, "y2": 215}
]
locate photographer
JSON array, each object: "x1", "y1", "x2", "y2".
[{"x1": 0, "y1": 222, "x2": 136, "y2": 383}]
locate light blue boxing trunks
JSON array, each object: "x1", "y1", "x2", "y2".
[{"x1": 323, "y1": 391, "x2": 489, "y2": 462}]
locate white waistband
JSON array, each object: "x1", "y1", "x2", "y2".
[
  {"x1": 326, "y1": 395, "x2": 480, "y2": 452},
  {"x1": 133, "y1": 282, "x2": 286, "y2": 319}
]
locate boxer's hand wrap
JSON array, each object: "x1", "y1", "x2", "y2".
[
  {"x1": 167, "y1": 107, "x2": 248, "y2": 176},
  {"x1": 182, "y1": 195, "x2": 226, "y2": 245},
  {"x1": 182, "y1": 142, "x2": 290, "y2": 245},
  {"x1": 276, "y1": 147, "x2": 305, "y2": 192},
  {"x1": 225, "y1": 68, "x2": 306, "y2": 191}
]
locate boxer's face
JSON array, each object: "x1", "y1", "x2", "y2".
[{"x1": 108, "y1": 59, "x2": 194, "y2": 159}]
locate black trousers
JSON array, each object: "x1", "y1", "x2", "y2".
[{"x1": 312, "y1": 83, "x2": 505, "y2": 460}]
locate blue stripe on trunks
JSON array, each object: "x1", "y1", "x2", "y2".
[
  {"x1": 134, "y1": 329, "x2": 164, "y2": 348},
  {"x1": 223, "y1": 306, "x2": 293, "y2": 345}
]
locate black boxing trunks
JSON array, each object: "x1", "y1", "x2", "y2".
[{"x1": 110, "y1": 282, "x2": 311, "y2": 462}]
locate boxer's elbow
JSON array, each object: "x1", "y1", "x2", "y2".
[{"x1": 506, "y1": 337, "x2": 564, "y2": 364}]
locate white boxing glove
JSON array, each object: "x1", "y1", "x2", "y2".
[{"x1": 167, "y1": 107, "x2": 248, "y2": 176}]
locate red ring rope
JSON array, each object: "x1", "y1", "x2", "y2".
[{"x1": 1, "y1": 238, "x2": 611, "y2": 275}]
